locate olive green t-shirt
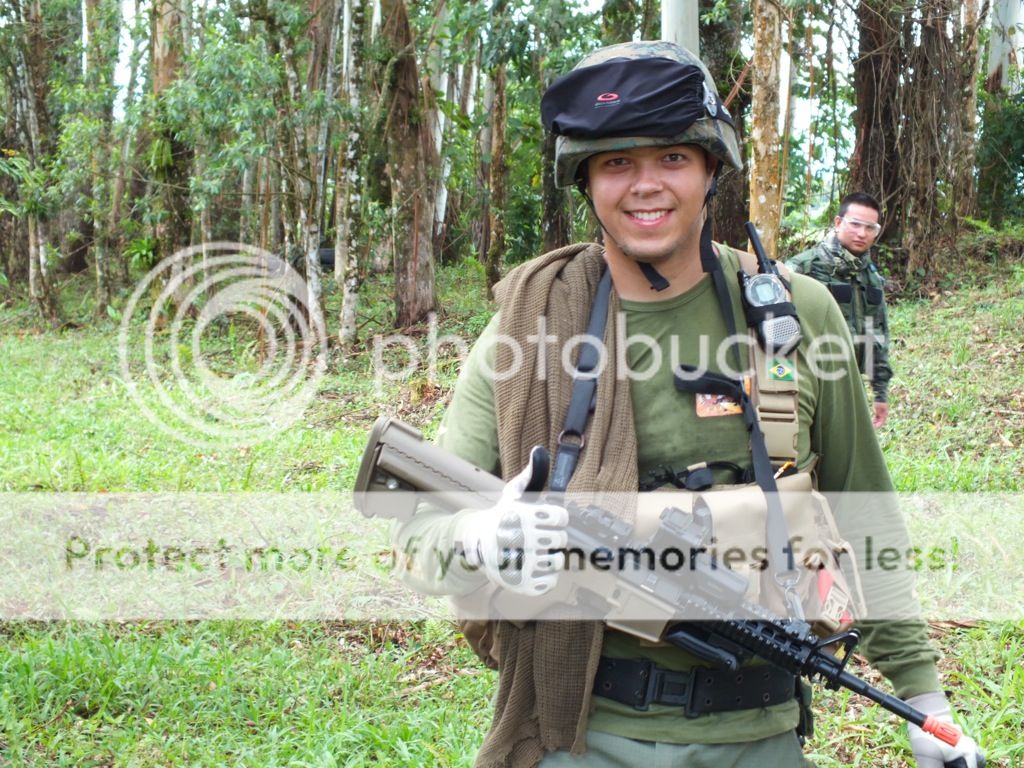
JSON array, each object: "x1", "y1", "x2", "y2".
[{"x1": 395, "y1": 247, "x2": 940, "y2": 744}]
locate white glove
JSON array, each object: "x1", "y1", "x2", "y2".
[
  {"x1": 456, "y1": 448, "x2": 568, "y2": 596},
  {"x1": 906, "y1": 692, "x2": 982, "y2": 768}
]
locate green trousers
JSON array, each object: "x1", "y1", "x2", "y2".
[{"x1": 537, "y1": 729, "x2": 812, "y2": 768}]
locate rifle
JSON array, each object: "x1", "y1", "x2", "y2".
[{"x1": 355, "y1": 417, "x2": 984, "y2": 766}]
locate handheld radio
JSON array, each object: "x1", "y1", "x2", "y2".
[{"x1": 741, "y1": 222, "x2": 802, "y2": 355}]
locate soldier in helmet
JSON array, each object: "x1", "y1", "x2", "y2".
[
  {"x1": 787, "y1": 193, "x2": 892, "y2": 427},
  {"x1": 394, "y1": 42, "x2": 978, "y2": 767}
]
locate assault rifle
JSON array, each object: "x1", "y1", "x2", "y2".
[{"x1": 355, "y1": 417, "x2": 984, "y2": 766}]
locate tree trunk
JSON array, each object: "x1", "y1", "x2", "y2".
[
  {"x1": 15, "y1": 0, "x2": 58, "y2": 322},
  {"x1": 978, "y1": 0, "x2": 1024, "y2": 226},
  {"x1": 239, "y1": 162, "x2": 255, "y2": 245},
  {"x1": 306, "y1": 0, "x2": 344, "y2": 330},
  {"x1": 151, "y1": 0, "x2": 191, "y2": 272},
  {"x1": 477, "y1": 67, "x2": 495, "y2": 266},
  {"x1": 952, "y1": 0, "x2": 985, "y2": 221},
  {"x1": 84, "y1": 0, "x2": 120, "y2": 317},
  {"x1": 425, "y1": 0, "x2": 450, "y2": 256},
  {"x1": 902, "y1": 0, "x2": 962, "y2": 279},
  {"x1": 985, "y1": 0, "x2": 1024, "y2": 93},
  {"x1": 381, "y1": 0, "x2": 436, "y2": 327},
  {"x1": 849, "y1": 1, "x2": 902, "y2": 241},
  {"x1": 662, "y1": 0, "x2": 699, "y2": 53},
  {"x1": 748, "y1": 0, "x2": 783, "y2": 258},
  {"x1": 108, "y1": 0, "x2": 144, "y2": 285},
  {"x1": 484, "y1": 61, "x2": 507, "y2": 290},
  {"x1": 337, "y1": 0, "x2": 365, "y2": 349},
  {"x1": 702, "y1": 0, "x2": 749, "y2": 249}
]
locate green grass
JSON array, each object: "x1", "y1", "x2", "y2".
[
  {"x1": 1, "y1": 262, "x2": 1022, "y2": 766},
  {"x1": 0, "y1": 621, "x2": 494, "y2": 766},
  {"x1": 879, "y1": 265, "x2": 1024, "y2": 492}
]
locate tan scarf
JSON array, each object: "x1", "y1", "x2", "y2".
[{"x1": 473, "y1": 243, "x2": 639, "y2": 768}]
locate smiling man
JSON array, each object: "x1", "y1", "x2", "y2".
[
  {"x1": 393, "y1": 42, "x2": 977, "y2": 768},
  {"x1": 788, "y1": 193, "x2": 893, "y2": 427}
]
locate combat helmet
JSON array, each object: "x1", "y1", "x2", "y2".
[{"x1": 541, "y1": 41, "x2": 742, "y2": 189}]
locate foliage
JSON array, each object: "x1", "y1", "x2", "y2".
[
  {"x1": 2, "y1": 0, "x2": 1022, "y2": 324},
  {"x1": 976, "y1": 89, "x2": 1024, "y2": 226}
]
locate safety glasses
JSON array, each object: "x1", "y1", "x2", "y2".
[{"x1": 841, "y1": 217, "x2": 882, "y2": 235}]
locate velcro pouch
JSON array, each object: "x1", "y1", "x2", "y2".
[
  {"x1": 642, "y1": 474, "x2": 865, "y2": 636},
  {"x1": 829, "y1": 283, "x2": 853, "y2": 303}
]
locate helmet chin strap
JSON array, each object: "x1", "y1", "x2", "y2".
[
  {"x1": 699, "y1": 175, "x2": 720, "y2": 276},
  {"x1": 579, "y1": 173, "x2": 721, "y2": 292}
]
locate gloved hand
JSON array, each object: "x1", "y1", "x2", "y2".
[
  {"x1": 456, "y1": 447, "x2": 568, "y2": 596},
  {"x1": 906, "y1": 692, "x2": 983, "y2": 768}
]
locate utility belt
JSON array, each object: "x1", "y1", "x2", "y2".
[{"x1": 592, "y1": 655, "x2": 797, "y2": 715}]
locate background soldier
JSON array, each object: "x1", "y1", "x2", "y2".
[{"x1": 787, "y1": 193, "x2": 892, "y2": 427}]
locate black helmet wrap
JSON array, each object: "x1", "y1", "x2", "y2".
[
  {"x1": 540, "y1": 41, "x2": 742, "y2": 191},
  {"x1": 540, "y1": 41, "x2": 741, "y2": 290}
]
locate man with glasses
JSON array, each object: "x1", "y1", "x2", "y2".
[{"x1": 788, "y1": 192, "x2": 892, "y2": 427}]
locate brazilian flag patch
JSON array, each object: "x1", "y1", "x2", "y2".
[{"x1": 768, "y1": 359, "x2": 795, "y2": 382}]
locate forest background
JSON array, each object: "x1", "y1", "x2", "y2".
[
  {"x1": 2, "y1": 0, "x2": 1024, "y2": 329},
  {"x1": 1, "y1": 0, "x2": 1024, "y2": 766}
]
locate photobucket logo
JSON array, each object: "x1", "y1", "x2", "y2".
[
  {"x1": 118, "y1": 242, "x2": 327, "y2": 447},
  {"x1": 372, "y1": 313, "x2": 860, "y2": 392}
]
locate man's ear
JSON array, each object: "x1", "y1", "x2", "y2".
[{"x1": 834, "y1": 215, "x2": 843, "y2": 228}]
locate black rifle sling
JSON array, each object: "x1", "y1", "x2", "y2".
[
  {"x1": 674, "y1": 225, "x2": 804, "y2": 616},
  {"x1": 551, "y1": 233, "x2": 803, "y2": 618},
  {"x1": 550, "y1": 267, "x2": 612, "y2": 494}
]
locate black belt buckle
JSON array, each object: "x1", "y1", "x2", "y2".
[{"x1": 644, "y1": 665, "x2": 696, "y2": 716}]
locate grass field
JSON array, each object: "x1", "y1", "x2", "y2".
[{"x1": 0, "y1": 260, "x2": 1021, "y2": 766}]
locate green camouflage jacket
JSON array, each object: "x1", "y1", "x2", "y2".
[{"x1": 787, "y1": 233, "x2": 892, "y2": 403}]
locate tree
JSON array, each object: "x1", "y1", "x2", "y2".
[
  {"x1": 6, "y1": 0, "x2": 58, "y2": 321},
  {"x1": 900, "y1": 1, "x2": 987, "y2": 277},
  {"x1": 985, "y1": 0, "x2": 1024, "y2": 94},
  {"x1": 531, "y1": 1, "x2": 573, "y2": 253},
  {"x1": 379, "y1": 0, "x2": 436, "y2": 327},
  {"x1": 336, "y1": 0, "x2": 366, "y2": 349},
  {"x1": 702, "y1": 0, "x2": 749, "y2": 249},
  {"x1": 848, "y1": 0, "x2": 903, "y2": 241},
  {"x1": 601, "y1": 0, "x2": 658, "y2": 43},
  {"x1": 749, "y1": 0, "x2": 783, "y2": 258},
  {"x1": 662, "y1": 0, "x2": 699, "y2": 53},
  {"x1": 82, "y1": 0, "x2": 121, "y2": 316},
  {"x1": 977, "y1": 0, "x2": 1024, "y2": 225},
  {"x1": 150, "y1": 0, "x2": 191, "y2": 268}
]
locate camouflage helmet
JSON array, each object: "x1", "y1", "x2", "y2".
[{"x1": 541, "y1": 41, "x2": 742, "y2": 189}]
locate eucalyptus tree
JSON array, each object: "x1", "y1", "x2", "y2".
[
  {"x1": 662, "y1": 0, "x2": 698, "y2": 52},
  {"x1": 150, "y1": 0, "x2": 192, "y2": 270},
  {"x1": 977, "y1": 0, "x2": 1024, "y2": 226},
  {"x1": 749, "y1": 0, "x2": 783, "y2": 257},
  {"x1": 336, "y1": 0, "x2": 367, "y2": 349},
  {"x1": 378, "y1": 0, "x2": 437, "y2": 326},
  {"x1": 848, "y1": 0, "x2": 901, "y2": 239},
  {"x1": 0, "y1": 0, "x2": 62, "y2": 321},
  {"x1": 81, "y1": 0, "x2": 121, "y2": 315},
  {"x1": 480, "y1": 0, "x2": 510, "y2": 289},
  {"x1": 701, "y1": 0, "x2": 749, "y2": 249}
]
